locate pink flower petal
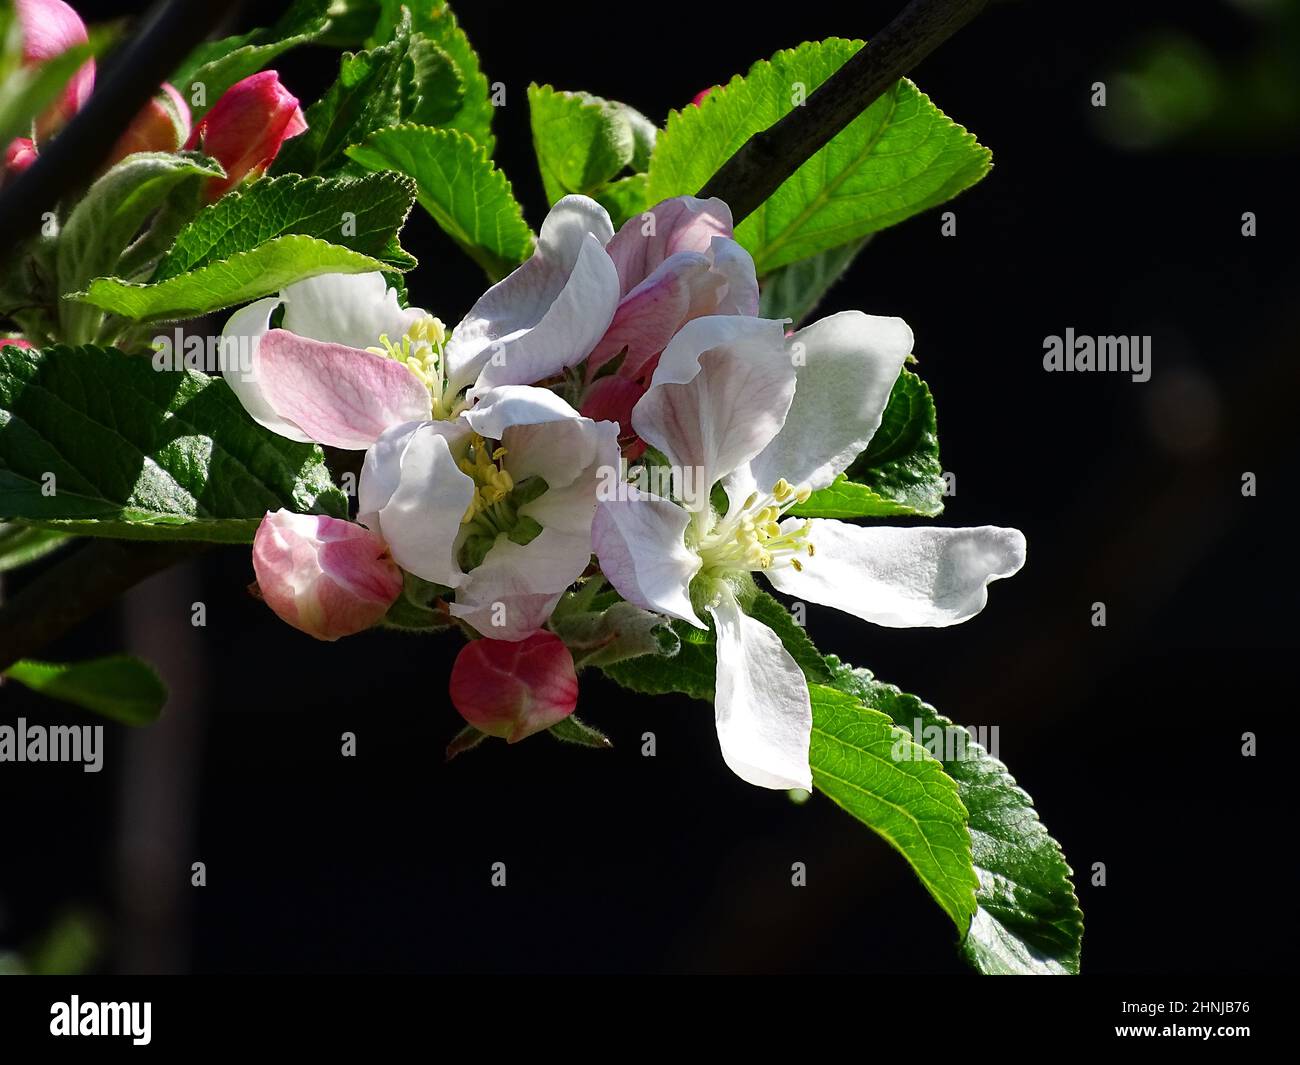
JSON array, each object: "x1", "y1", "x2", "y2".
[{"x1": 257, "y1": 328, "x2": 432, "y2": 450}]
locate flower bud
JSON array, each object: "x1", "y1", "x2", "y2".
[
  {"x1": 4, "y1": 138, "x2": 39, "y2": 181},
  {"x1": 185, "y1": 71, "x2": 307, "y2": 201},
  {"x1": 106, "y1": 82, "x2": 191, "y2": 168},
  {"x1": 15, "y1": 0, "x2": 95, "y2": 136},
  {"x1": 449, "y1": 631, "x2": 579, "y2": 742},
  {"x1": 251, "y1": 510, "x2": 402, "y2": 641}
]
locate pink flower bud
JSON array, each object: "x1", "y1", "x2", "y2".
[
  {"x1": 106, "y1": 82, "x2": 191, "y2": 168},
  {"x1": 449, "y1": 631, "x2": 579, "y2": 742},
  {"x1": 690, "y1": 87, "x2": 716, "y2": 107},
  {"x1": 4, "y1": 137, "x2": 39, "y2": 180},
  {"x1": 15, "y1": 0, "x2": 95, "y2": 136},
  {"x1": 185, "y1": 71, "x2": 307, "y2": 202},
  {"x1": 1, "y1": 335, "x2": 35, "y2": 350},
  {"x1": 251, "y1": 510, "x2": 402, "y2": 641}
]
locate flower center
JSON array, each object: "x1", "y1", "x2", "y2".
[
  {"x1": 456, "y1": 434, "x2": 549, "y2": 571},
  {"x1": 694, "y1": 478, "x2": 815, "y2": 577},
  {"x1": 367, "y1": 315, "x2": 463, "y2": 420}
]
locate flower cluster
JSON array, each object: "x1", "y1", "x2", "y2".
[{"x1": 229, "y1": 192, "x2": 1026, "y2": 789}]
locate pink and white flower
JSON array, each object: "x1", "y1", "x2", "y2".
[
  {"x1": 592, "y1": 314, "x2": 1026, "y2": 790},
  {"x1": 359, "y1": 387, "x2": 618, "y2": 642}
]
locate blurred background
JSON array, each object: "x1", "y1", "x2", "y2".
[{"x1": 1, "y1": 0, "x2": 1296, "y2": 974}]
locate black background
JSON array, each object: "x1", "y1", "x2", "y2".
[{"x1": 1, "y1": 0, "x2": 1296, "y2": 975}]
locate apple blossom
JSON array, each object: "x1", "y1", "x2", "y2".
[
  {"x1": 219, "y1": 195, "x2": 622, "y2": 451},
  {"x1": 592, "y1": 314, "x2": 1027, "y2": 790},
  {"x1": 449, "y1": 631, "x2": 579, "y2": 741},
  {"x1": 251, "y1": 510, "x2": 402, "y2": 641},
  {"x1": 185, "y1": 71, "x2": 307, "y2": 202},
  {"x1": 359, "y1": 386, "x2": 618, "y2": 642},
  {"x1": 579, "y1": 195, "x2": 758, "y2": 456}
]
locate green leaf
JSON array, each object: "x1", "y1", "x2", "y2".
[
  {"x1": 401, "y1": 0, "x2": 495, "y2": 153},
  {"x1": 550, "y1": 596, "x2": 679, "y2": 669},
  {"x1": 594, "y1": 173, "x2": 650, "y2": 230},
  {"x1": 0, "y1": 521, "x2": 71, "y2": 572},
  {"x1": 153, "y1": 172, "x2": 417, "y2": 282},
  {"x1": 403, "y1": 34, "x2": 463, "y2": 126},
  {"x1": 758, "y1": 237, "x2": 869, "y2": 326},
  {"x1": 527, "y1": 84, "x2": 656, "y2": 203},
  {"x1": 170, "y1": 15, "x2": 329, "y2": 123},
  {"x1": 0, "y1": 343, "x2": 346, "y2": 541},
  {"x1": 4, "y1": 655, "x2": 166, "y2": 725},
  {"x1": 73, "y1": 235, "x2": 398, "y2": 322},
  {"x1": 272, "y1": 15, "x2": 409, "y2": 177},
  {"x1": 601, "y1": 620, "x2": 716, "y2": 700},
  {"x1": 549, "y1": 715, "x2": 613, "y2": 749},
  {"x1": 808, "y1": 681, "x2": 978, "y2": 932},
  {"x1": 646, "y1": 39, "x2": 990, "y2": 274},
  {"x1": 56, "y1": 153, "x2": 225, "y2": 344},
  {"x1": 843, "y1": 369, "x2": 945, "y2": 518},
  {"x1": 829, "y1": 663, "x2": 1084, "y2": 974},
  {"x1": 381, "y1": 572, "x2": 451, "y2": 632},
  {"x1": 347, "y1": 125, "x2": 533, "y2": 281},
  {"x1": 790, "y1": 472, "x2": 932, "y2": 519}
]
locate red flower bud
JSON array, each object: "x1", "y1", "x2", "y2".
[
  {"x1": 106, "y1": 82, "x2": 191, "y2": 168},
  {"x1": 449, "y1": 631, "x2": 579, "y2": 742},
  {"x1": 15, "y1": 0, "x2": 95, "y2": 137},
  {"x1": 252, "y1": 510, "x2": 402, "y2": 641},
  {"x1": 185, "y1": 71, "x2": 307, "y2": 202},
  {"x1": 4, "y1": 137, "x2": 39, "y2": 181}
]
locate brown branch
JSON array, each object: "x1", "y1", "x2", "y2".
[
  {"x1": 0, "y1": 539, "x2": 206, "y2": 672},
  {"x1": 698, "y1": 0, "x2": 989, "y2": 223}
]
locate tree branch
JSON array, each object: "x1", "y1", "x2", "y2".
[
  {"x1": 0, "y1": 539, "x2": 206, "y2": 673},
  {"x1": 698, "y1": 0, "x2": 988, "y2": 223}
]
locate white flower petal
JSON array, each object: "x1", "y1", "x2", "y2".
[
  {"x1": 445, "y1": 196, "x2": 619, "y2": 396},
  {"x1": 592, "y1": 489, "x2": 702, "y2": 626},
  {"x1": 220, "y1": 296, "x2": 312, "y2": 442},
  {"x1": 449, "y1": 529, "x2": 585, "y2": 641},
  {"x1": 280, "y1": 272, "x2": 425, "y2": 352},
  {"x1": 649, "y1": 314, "x2": 787, "y2": 386},
  {"x1": 707, "y1": 586, "x2": 813, "y2": 790},
  {"x1": 766, "y1": 520, "x2": 1027, "y2": 627},
  {"x1": 632, "y1": 315, "x2": 795, "y2": 508},
  {"x1": 750, "y1": 310, "x2": 913, "y2": 494},
  {"x1": 359, "y1": 420, "x2": 475, "y2": 588},
  {"x1": 461, "y1": 384, "x2": 584, "y2": 439}
]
